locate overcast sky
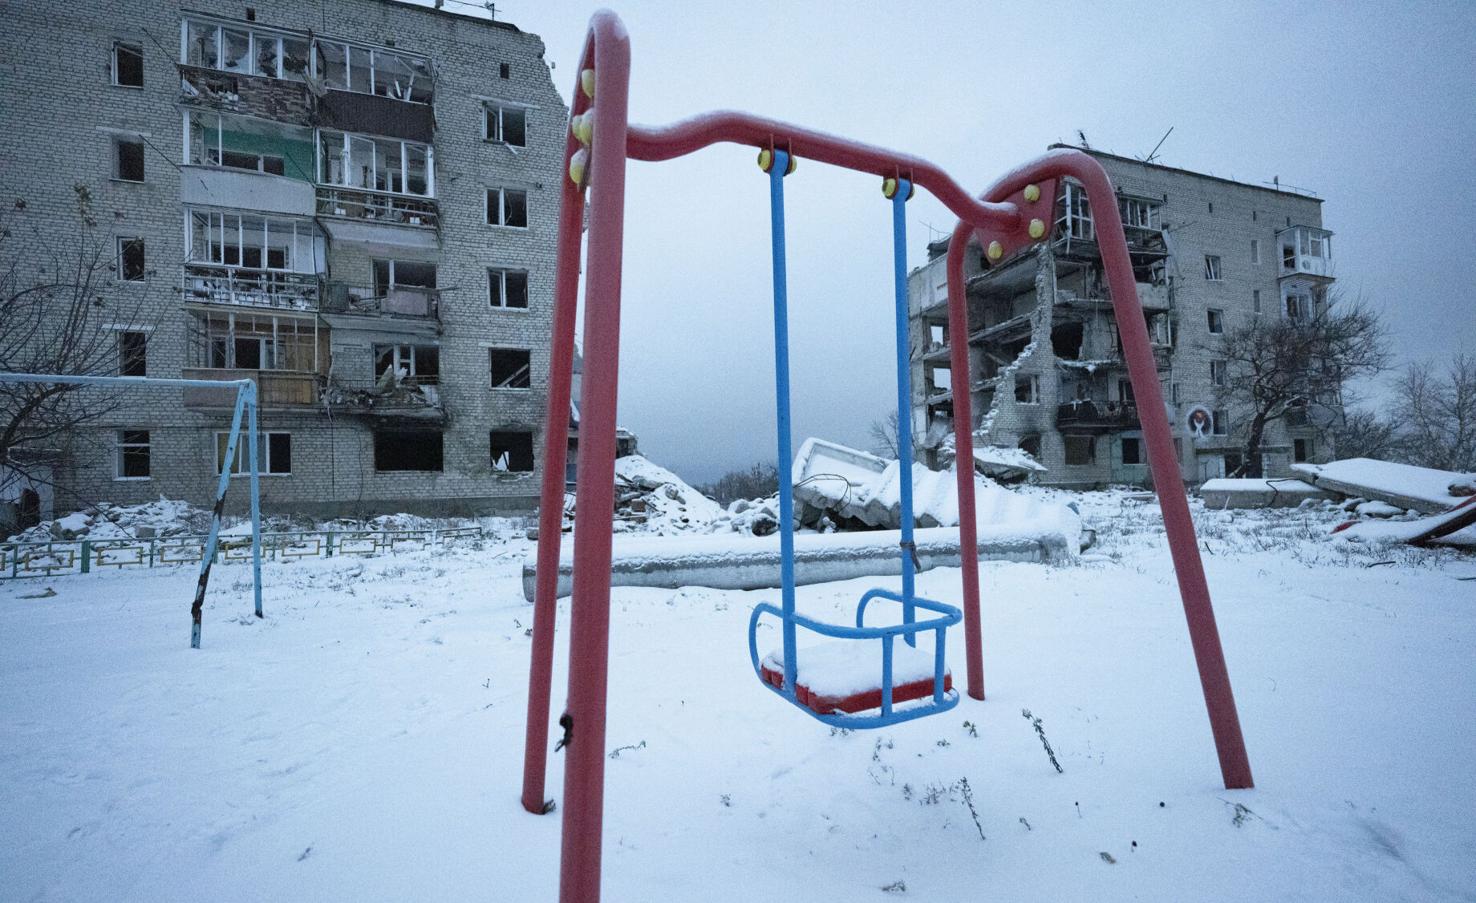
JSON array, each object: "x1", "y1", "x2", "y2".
[{"x1": 414, "y1": 0, "x2": 1475, "y2": 485}]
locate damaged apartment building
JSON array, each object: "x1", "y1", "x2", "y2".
[
  {"x1": 0, "y1": 0, "x2": 566, "y2": 516},
  {"x1": 909, "y1": 146, "x2": 1336, "y2": 487}
]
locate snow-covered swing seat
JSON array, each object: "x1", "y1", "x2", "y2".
[{"x1": 744, "y1": 150, "x2": 962, "y2": 728}]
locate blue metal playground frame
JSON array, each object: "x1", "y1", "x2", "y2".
[
  {"x1": 0, "y1": 372, "x2": 263, "y2": 648},
  {"x1": 743, "y1": 152, "x2": 962, "y2": 728}
]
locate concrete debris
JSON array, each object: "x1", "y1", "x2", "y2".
[
  {"x1": 1199, "y1": 477, "x2": 1338, "y2": 510},
  {"x1": 1291, "y1": 458, "x2": 1476, "y2": 515}
]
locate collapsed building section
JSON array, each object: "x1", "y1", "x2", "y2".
[{"x1": 909, "y1": 145, "x2": 1336, "y2": 487}]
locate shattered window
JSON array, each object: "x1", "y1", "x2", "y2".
[
  {"x1": 484, "y1": 104, "x2": 527, "y2": 146},
  {"x1": 1203, "y1": 255, "x2": 1222, "y2": 281},
  {"x1": 488, "y1": 268, "x2": 529, "y2": 309},
  {"x1": 1063, "y1": 435, "x2": 1095, "y2": 466},
  {"x1": 374, "y1": 431, "x2": 443, "y2": 472},
  {"x1": 187, "y1": 21, "x2": 219, "y2": 68},
  {"x1": 114, "y1": 137, "x2": 145, "y2": 182},
  {"x1": 487, "y1": 188, "x2": 528, "y2": 227},
  {"x1": 217, "y1": 431, "x2": 292, "y2": 475},
  {"x1": 222, "y1": 28, "x2": 251, "y2": 73},
  {"x1": 1014, "y1": 374, "x2": 1039, "y2": 404},
  {"x1": 1210, "y1": 360, "x2": 1227, "y2": 386},
  {"x1": 1121, "y1": 437, "x2": 1142, "y2": 466},
  {"x1": 490, "y1": 431, "x2": 535, "y2": 472},
  {"x1": 118, "y1": 238, "x2": 146, "y2": 281},
  {"x1": 119, "y1": 331, "x2": 147, "y2": 377},
  {"x1": 116, "y1": 430, "x2": 151, "y2": 479},
  {"x1": 1207, "y1": 308, "x2": 1224, "y2": 334},
  {"x1": 113, "y1": 43, "x2": 143, "y2": 87},
  {"x1": 490, "y1": 349, "x2": 531, "y2": 389}
]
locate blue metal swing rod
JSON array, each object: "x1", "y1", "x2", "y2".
[{"x1": 752, "y1": 156, "x2": 960, "y2": 728}]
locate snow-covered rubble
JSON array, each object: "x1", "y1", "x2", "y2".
[
  {"x1": 610, "y1": 454, "x2": 729, "y2": 535},
  {"x1": 11, "y1": 498, "x2": 209, "y2": 543}
]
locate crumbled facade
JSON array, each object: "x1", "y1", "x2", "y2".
[
  {"x1": 909, "y1": 146, "x2": 1336, "y2": 487},
  {"x1": 0, "y1": 0, "x2": 566, "y2": 516}
]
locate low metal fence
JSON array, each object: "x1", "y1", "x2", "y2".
[{"x1": 0, "y1": 526, "x2": 488, "y2": 580}]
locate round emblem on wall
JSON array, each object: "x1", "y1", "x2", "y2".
[{"x1": 1185, "y1": 405, "x2": 1213, "y2": 439}]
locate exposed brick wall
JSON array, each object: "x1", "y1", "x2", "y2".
[{"x1": 0, "y1": 0, "x2": 565, "y2": 516}]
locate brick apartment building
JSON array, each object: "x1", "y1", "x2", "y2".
[
  {"x1": 0, "y1": 0, "x2": 566, "y2": 518},
  {"x1": 909, "y1": 146, "x2": 1337, "y2": 487}
]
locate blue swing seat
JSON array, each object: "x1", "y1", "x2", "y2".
[{"x1": 747, "y1": 588, "x2": 962, "y2": 728}]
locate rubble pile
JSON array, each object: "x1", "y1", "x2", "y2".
[
  {"x1": 12, "y1": 498, "x2": 211, "y2": 543},
  {"x1": 607, "y1": 455, "x2": 728, "y2": 535}
]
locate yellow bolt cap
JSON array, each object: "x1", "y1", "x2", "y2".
[
  {"x1": 1028, "y1": 218, "x2": 1045, "y2": 239},
  {"x1": 883, "y1": 178, "x2": 897, "y2": 198},
  {"x1": 1023, "y1": 184, "x2": 1041, "y2": 203},
  {"x1": 569, "y1": 148, "x2": 589, "y2": 186},
  {"x1": 572, "y1": 111, "x2": 593, "y2": 145},
  {"x1": 580, "y1": 68, "x2": 596, "y2": 99},
  {"x1": 757, "y1": 149, "x2": 772, "y2": 172},
  {"x1": 987, "y1": 240, "x2": 1004, "y2": 260}
]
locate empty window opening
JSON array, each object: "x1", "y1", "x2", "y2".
[
  {"x1": 490, "y1": 348, "x2": 531, "y2": 388},
  {"x1": 1285, "y1": 292, "x2": 1310, "y2": 321},
  {"x1": 313, "y1": 39, "x2": 431, "y2": 101},
  {"x1": 1210, "y1": 360, "x2": 1228, "y2": 386},
  {"x1": 1203, "y1": 255, "x2": 1222, "y2": 281},
  {"x1": 489, "y1": 268, "x2": 529, "y2": 308},
  {"x1": 319, "y1": 130, "x2": 432, "y2": 196},
  {"x1": 1250, "y1": 239, "x2": 1261, "y2": 265},
  {"x1": 1207, "y1": 308, "x2": 1225, "y2": 334},
  {"x1": 1017, "y1": 434, "x2": 1041, "y2": 459},
  {"x1": 119, "y1": 331, "x2": 147, "y2": 376},
  {"x1": 1253, "y1": 289, "x2": 1262, "y2": 315},
  {"x1": 930, "y1": 367, "x2": 951, "y2": 394},
  {"x1": 372, "y1": 259, "x2": 437, "y2": 293},
  {"x1": 375, "y1": 344, "x2": 439, "y2": 385},
  {"x1": 118, "y1": 238, "x2": 146, "y2": 281},
  {"x1": 499, "y1": 62, "x2": 511, "y2": 79},
  {"x1": 113, "y1": 42, "x2": 144, "y2": 87},
  {"x1": 1121, "y1": 436, "x2": 1142, "y2": 465},
  {"x1": 1064, "y1": 434, "x2": 1095, "y2": 466},
  {"x1": 114, "y1": 136, "x2": 145, "y2": 181},
  {"x1": 484, "y1": 103, "x2": 527, "y2": 146},
  {"x1": 193, "y1": 312, "x2": 316, "y2": 372},
  {"x1": 1117, "y1": 377, "x2": 1135, "y2": 404},
  {"x1": 489, "y1": 430, "x2": 535, "y2": 472},
  {"x1": 1050, "y1": 322, "x2": 1084, "y2": 359},
  {"x1": 1014, "y1": 373, "x2": 1039, "y2": 404},
  {"x1": 216, "y1": 431, "x2": 292, "y2": 475},
  {"x1": 1294, "y1": 437, "x2": 1312, "y2": 463},
  {"x1": 1171, "y1": 382, "x2": 1181, "y2": 405},
  {"x1": 1212, "y1": 409, "x2": 1228, "y2": 436},
  {"x1": 486, "y1": 187, "x2": 529, "y2": 227},
  {"x1": 374, "y1": 430, "x2": 443, "y2": 472},
  {"x1": 116, "y1": 430, "x2": 151, "y2": 479}
]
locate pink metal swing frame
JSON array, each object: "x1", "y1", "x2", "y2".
[{"x1": 520, "y1": 11, "x2": 1254, "y2": 902}]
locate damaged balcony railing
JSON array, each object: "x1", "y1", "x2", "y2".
[
  {"x1": 320, "y1": 282, "x2": 440, "y2": 320},
  {"x1": 316, "y1": 186, "x2": 438, "y2": 229},
  {"x1": 1055, "y1": 399, "x2": 1140, "y2": 429},
  {"x1": 183, "y1": 266, "x2": 320, "y2": 311},
  {"x1": 0, "y1": 526, "x2": 489, "y2": 579}
]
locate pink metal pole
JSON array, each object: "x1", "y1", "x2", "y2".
[
  {"x1": 520, "y1": 40, "x2": 593, "y2": 816},
  {"x1": 945, "y1": 223, "x2": 985, "y2": 700},
  {"x1": 557, "y1": 12, "x2": 632, "y2": 903},
  {"x1": 970, "y1": 150, "x2": 1254, "y2": 790}
]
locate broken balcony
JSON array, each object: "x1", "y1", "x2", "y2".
[
  {"x1": 316, "y1": 187, "x2": 439, "y2": 253},
  {"x1": 321, "y1": 375, "x2": 446, "y2": 426},
  {"x1": 1277, "y1": 226, "x2": 1334, "y2": 281},
  {"x1": 183, "y1": 267, "x2": 319, "y2": 312},
  {"x1": 320, "y1": 282, "x2": 440, "y2": 321},
  {"x1": 1055, "y1": 399, "x2": 1140, "y2": 431},
  {"x1": 181, "y1": 310, "x2": 324, "y2": 409},
  {"x1": 178, "y1": 64, "x2": 312, "y2": 127}
]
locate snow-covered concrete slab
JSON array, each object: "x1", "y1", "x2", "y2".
[
  {"x1": 521, "y1": 526, "x2": 1070, "y2": 601},
  {"x1": 1292, "y1": 458, "x2": 1475, "y2": 514},
  {"x1": 1199, "y1": 477, "x2": 1335, "y2": 509}
]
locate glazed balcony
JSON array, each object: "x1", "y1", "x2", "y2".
[
  {"x1": 182, "y1": 266, "x2": 319, "y2": 312},
  {"x1": 179, "y1": 369, "x2": 320, "y2": 409}
]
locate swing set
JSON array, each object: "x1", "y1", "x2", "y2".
[{"x1": 521, "y1": 11, "x2": 1253, "y2": 901}]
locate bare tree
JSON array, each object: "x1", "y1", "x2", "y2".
[
  {"x1": 1333, "y1": 407, "x2": 1402, "y2": 461},
  {"x1": 1210, "y1": 296, "x2": 1389, "y2": 477},
  {"x1": 1396, "y1": 354, "x2": 1476, "y2": 472},
  {"x1": 868, "y1": 410, "x2": 901, "y2": 458},
  {"x1": 0, "y1": 185, "x2": 160, "y2": 507},
  {"x1": 701, "y1": 462, "x2": 778, "y2": 505}
]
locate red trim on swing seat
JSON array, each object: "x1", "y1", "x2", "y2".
[{"x1": 760, "y1": 659, "x2": 953, "y2": 715}]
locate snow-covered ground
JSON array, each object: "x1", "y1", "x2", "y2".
[{"x1": 2, "y1": 495, "x2": 1474, "y2": 901}]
